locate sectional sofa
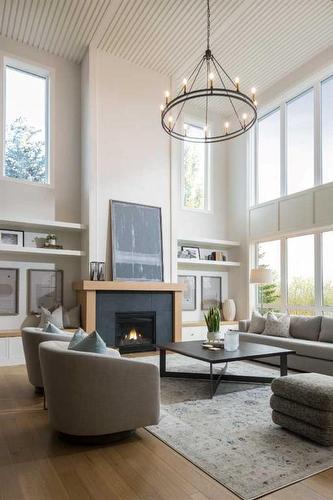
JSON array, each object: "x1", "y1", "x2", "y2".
[{"x1": 238, "y1": 315, "x2": 333, "y2": 376}]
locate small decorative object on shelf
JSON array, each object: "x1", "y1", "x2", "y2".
[
  {"x1": 44, "y1": 233, "x2": 61, "y2": 248},
  {"x1": 90, "y1": 262, "x2": 106, "y2": 281},
  {"x1": 204, "y1": 306, "x2": 221, "y2": 342},
  {"x1": 223, "y1": 299, "x2": 236, "y2": 321},
  {"x1": 97, "y1": 262, "x2": 105, "y2": 281},
  {"x1": 224, "y1": 330, "x2": 239, "y2": 352},
  {"x1": 181, "y1": 246, "x2": 200, "y2": 259}
]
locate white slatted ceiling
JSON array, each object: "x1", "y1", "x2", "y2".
[{"x1": 0, "y1": 0, "x2": 332, "y2": 98}]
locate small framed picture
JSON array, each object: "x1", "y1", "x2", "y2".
[
  {"x1": 178, "y1": 275, "x2": 196, "y2": 311},
  {"x1": 201, "y1": 276, "x2": 222, "y2": 310},
  {"x1": 181, "y1": 246, "x2": 200, "y2": 259},
  {"x1": 0, "y1": 229, "x2": 24, "y2": 247},
  {"x1": 0, "y1": 268, "x2": 19, "y2": 315},
  {"x1": 28, "y1": 269, "x2": 63, "y2": 313}
]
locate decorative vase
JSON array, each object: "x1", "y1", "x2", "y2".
[
  {"x1": 223, "y1": 299, "x2": 236, "y2": 321},
  {"x1": 224, "y1": 330, "x2": 239, "y2": 351},
  {"x1": 207, "y1": 330, "x2": 220, "y2": 343}
]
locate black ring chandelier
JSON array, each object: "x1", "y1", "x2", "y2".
[{"x1": 160, "y1": 0, "x2": 257, "y2": 143}]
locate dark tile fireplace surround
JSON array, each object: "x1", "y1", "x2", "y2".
[{"x1": 96, "y1": 291, "x2": 173, "y2": 353}]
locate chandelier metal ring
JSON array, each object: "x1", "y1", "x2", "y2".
[{"x1": 160, "y1": 0, "x2": 258, "y2": 143}]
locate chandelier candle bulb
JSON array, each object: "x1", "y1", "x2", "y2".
[
  {"x1": 242, "y1": 113, "x2": 247, "y2": 127},
  {"x1": 168, "y1": 116, "x2": 173, "y2": 129},
  {"x1": 224, "y1": 121, "x2": 229, "y2": 135},
  {"x1": 251, "y1": 87, "x2": 256, "y2": 101},
  {"x1": 235, "y1": 76, "x2": 240, "y2": 91},
  {"x1": 208, "y1": 72, "x2": 214, "y2": 89},
  {"x1": 165, "y1": 90, "x2": 170, "y2": 105},
  {"x1": 184, "y1": 123, "x2": 188, "y2": 136},
  {"x1": 182, "y1": 78, "x2": 187, "y2": 93},
  {"x1": 160, "y1": 104, "x2": 164, "y2": 114},
  {"x1": 204, "y1": 125, "x2": 208, "y2": 138}
]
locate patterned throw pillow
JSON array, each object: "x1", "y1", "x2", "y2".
[
  {"x1": 262, "y1": 312, "x2": 290, "y2": 338},
  {"x1": 38, "y1": 305, "x2": 64, "y2": 329},
  {"x1": 248, "y1": 311, "x2": 266, "y2": 334},
  {"x1": 68, "y1": 328, "x2": 87, "y2": 349},
  {"x1": 43, "y1": 321, "x2": 65, "y2": 335}
]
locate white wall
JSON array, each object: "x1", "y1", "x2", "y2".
[{"x1": 0, "y1": 37, "x2": 82, "y2": 331}]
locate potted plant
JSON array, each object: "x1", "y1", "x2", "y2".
[
  {"x1": 204, "y1": 306, "x2": 221, "y2": 342},
  {"x1": 45, "y1": 233, "x2": 57, "y2": 247}
]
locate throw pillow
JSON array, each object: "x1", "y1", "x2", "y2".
[
  {"x1": 319, "y1": 317, "x2": 333, "y2": 343},
  {"x1": 38, "y1": 305, "x2": 64, "y2": 329},
  {"x1": 68, "y1": 328, "x2": 87, "y2": 349},
  {"x1": 63, "y1": 305, "x2": 81, "y2": 329},
  {"x1": 70, "y1": 330, "x2": 108, "y2": 354},
  {"x1": 43, "y1": 321, "x2": 65, "y2": 335},
  {"x1": 262, "y1": 312, "x2": 290, "y2": 338},
  {"x1": 248, "y1": 311, "x2": 266, "y2": 334}
]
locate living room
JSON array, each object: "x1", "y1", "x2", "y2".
[{"x1": 0, "y1": 1, "x2": 333, "y2": 499}]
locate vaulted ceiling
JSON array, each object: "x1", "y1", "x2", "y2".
[{"x1": 1, "y1": 0, "x2": 333, "y2": 96}]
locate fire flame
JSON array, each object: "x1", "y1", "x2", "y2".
[{"x1": 126, "y1": 328, "x2": 142, "y2": 341}]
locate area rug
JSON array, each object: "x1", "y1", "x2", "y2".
[{"x1": 136, "y1": 354, "x2": 333, "y2": 500}]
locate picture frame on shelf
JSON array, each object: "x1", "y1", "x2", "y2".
[
  {"x1": 201, "y1": 275, "x2": 222, "y2": 310},
  {"x1": 0, "y1": 229, "x2": 24, "y2": 247},
  {"x1": 28, "y1": 269, "x2": 63, "y2": 313},
  {"x1": 0, "y1": 268, "x2": 19, "y2": 315},
  {"x1": 181, "y1": 246, "x2": 200, "y2": 259},
  {"x1": 178, "y1": 275, "x2": 196, "y2": 311}
]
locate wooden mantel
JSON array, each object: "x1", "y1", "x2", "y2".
[{"x1": 73, "y1": 280, "x2": 184, "y2": 341}]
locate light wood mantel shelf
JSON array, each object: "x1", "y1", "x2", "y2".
[{"x1": 73, "y1": 280, "x2": 184, "y2": 292}]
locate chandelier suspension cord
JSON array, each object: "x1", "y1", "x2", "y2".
[{"x1": 207, "y1": 0, "x2": 211, "y2": 50}]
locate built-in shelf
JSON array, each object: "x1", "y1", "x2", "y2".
[
  {"x1": 0, "y1": 216, "x2": 85, "y2": 232},
  {"x1": 178, "y1": 237, "x2": 240, "y2": 250},
  {"x1": 177, "y1": 258, "x2": 240, "y2": 270},
  {"x1": 0, "y1": 245, "x2": 84, "y2": 257}
]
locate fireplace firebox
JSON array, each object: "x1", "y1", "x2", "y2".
[{"x1": 115, "y1": 312, "x2": 156, "y2": 353}]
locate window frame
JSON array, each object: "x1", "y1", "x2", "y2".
[
  {"x1": 0, "y1": 54, "x2": 53, "y2": 188},
  {"x1": 181, "y1": 117, "x2": 212, "y2": 213},
  {"x1": 252, "y1": 64, "x2": 333, "y2": 207}
]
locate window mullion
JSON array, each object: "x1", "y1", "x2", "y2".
[
  {"x1": 316, "y1": 232, "x2": 323, "y2": 315},
  {"x1": 280, "y1": 102, "x2": 287, "y2": 197},
  {"x1": 281, "y1": 238, "x2": 287, "y2": 313}
]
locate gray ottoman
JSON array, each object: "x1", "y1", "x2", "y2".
[{"x1": 270, "y1": 372, "x2": 333, "y2": 446}]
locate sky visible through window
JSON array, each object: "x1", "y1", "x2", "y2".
[
  {"x1": 288, "y1": 234, "x2": 315, "y2": 309},
  {"x1": 5, "y1": 65, "x2": 48, "y2": 183},
  {"x1": 322, "y1": 77, "x2": 333, "y2": 184},
  {"x1": 183, "y1": 123, "x2": 206, "y2": 210},
  {"x1": 257, "y1": 110, "x2": 280, "y2": 203}
]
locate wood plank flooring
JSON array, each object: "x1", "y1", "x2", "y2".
[{"x1": 0, "y1": 364, "x2": 332, "y2": 500}]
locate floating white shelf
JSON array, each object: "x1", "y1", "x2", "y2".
[
  {"x1": 0, "y1": 245, "x2": 84, "y2": 257},
  {"x1": 178, "y1": 237, "x2": 240, "y2": 250},
  {"x1": 0, "y1": 216, "x2": 85, "y2": 232},
  {"x1": 177, "y1": 258, "x2": 240, "y2": 270}
]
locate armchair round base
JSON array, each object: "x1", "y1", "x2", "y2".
[{"x1": 57, "y1": 429, "x2": 134, "y2": 445}]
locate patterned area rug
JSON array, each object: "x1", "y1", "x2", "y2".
[{"x1": 137, "y1": 354, "x2": 333, "y2": 500}]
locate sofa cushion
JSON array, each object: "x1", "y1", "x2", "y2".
[
  {"x1": 63, "y1": 305, "x2": 81, "y2": 329},
  {"x1": 248, "y1": 311, "x2": 266, "y2": 334},
  {"x1": 68, "y1": 328, "x2": 87, "y2": 349},
  {"x1": 289, "y1": 315, "x2": 322, "y2": 341},
  {"x1": 43, "y1": 322, "x2": 65, "y2": 335},
  {"x1": 39, "y1": 305, "x2": 64, "y2": 329},
  {"x1": 319, "y1": 317, "x2": 333, "y2": 343},
  {"x1": 262, "y1": 312, "x2": 290, "y2": 337},
  {"x1": 239, "y1": 331, "x2": 333, "y2": 362}
]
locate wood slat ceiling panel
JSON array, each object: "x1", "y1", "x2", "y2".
[{"x1": 0, "y1": 0, "x2": 332, "y2": 101}]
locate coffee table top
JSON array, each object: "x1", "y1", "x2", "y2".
[{"x1": 158, "y1": 340, "x2": 296, "y2": 364}]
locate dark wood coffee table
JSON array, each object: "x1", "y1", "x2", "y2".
[{"x1": 158, "y1": 340, "x2": 296, "y2": 398}]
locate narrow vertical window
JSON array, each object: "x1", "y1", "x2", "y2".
[
  {"x1": 287, "y1": 234, "x2": 315, "y2": 315},
  {"x1": 323, "y1": 231, "x2": 333, "y2": 309},
  {"x1": 4, "y1": 63, "x2": 49, "y2": 184},
  {"x1": 183, "y1": 123, "x2": 209, "y2": 210},
  {"x1": 321, "y1": 77, "x2": 333, "y2": 184},
  {"x1": 257, "y1": 109, "x2": 280, "y2": 203},
  {"x1": 287, "y1": 89, "x2": 314, "y2": 194}
]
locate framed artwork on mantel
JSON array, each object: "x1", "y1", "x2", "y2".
[{"x1": 110, "y1": 200, "x2": 164, "y2": 282}]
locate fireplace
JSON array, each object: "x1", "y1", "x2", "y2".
[{"x1": 115, "y1": 312, "x2": 156, "y2": 353}]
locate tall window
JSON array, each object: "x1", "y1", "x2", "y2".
[
  {"x1": 323, "y1": 231, "x2": 333, "y2": 308},
  {"x1": 257, "y1": 110, "x2": 280, "y2": 203},
  {"x1": 321, "y1": 77, "x2": 333, "y2": 184},
  {"x1": 287, "y1": 234, "x2": 315, "y2": 315},
  {"x1": 257, "y1": 240, "x2": 280, "y2": 310},
  {"x1": 287, "y1": 89, "x2": 314, "y2": 195},
  {"x1": 4, "y1": 62, "x2": 49, "y2": 184},
  {"x1": 183, "y1": 123, "x2": 209, "y2": 210}
]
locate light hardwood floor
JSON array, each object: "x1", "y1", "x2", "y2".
[{"x1": 0, "y1": 364, "x2": 332, "y2": 500}]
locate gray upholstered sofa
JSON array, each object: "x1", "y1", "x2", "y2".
[
  {"x1": 238, "y1": 316, "x2": 333, "y2": 376},
  {"x1": 39, "y1": 341, "x2": 160, "y2": 438}
]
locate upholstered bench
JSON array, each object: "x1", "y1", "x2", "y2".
[{"x1": 270, "y1": 372, "x2": 333, "y2": 446}]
